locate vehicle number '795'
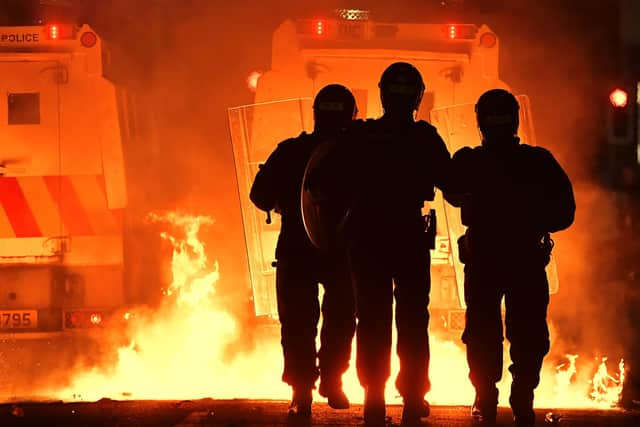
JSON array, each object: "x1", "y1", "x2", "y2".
[{"x1": 0, "y1": 311, "x2": 38, "y2": 329}]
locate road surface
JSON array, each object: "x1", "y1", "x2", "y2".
[{"x1": 0, "y1": 399, "x2": 638, "y2": 426}]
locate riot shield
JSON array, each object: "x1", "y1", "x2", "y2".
[
  {"x1": 430, "y1": 95, "x2": 560, "y2": 302},
  {"x1": 301, "y1": 136, "x2": 356, "y2": 251},
  {"x1": 302, "y1": 138, "x2": 338, "y2": 250},
  {"x1": 228, "y1": 98, "x2": 313, "y2": 318}
]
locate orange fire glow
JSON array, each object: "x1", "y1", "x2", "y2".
[{"x1": 49, "y1": 213, "x2": 625, "y2": 410}]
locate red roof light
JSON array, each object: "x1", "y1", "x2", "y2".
[
  {"x1": 49, "y1": 24, "x2": 59, "y2": 40},
  {"x1": 443, "y1": 24, "x2": 478, "y2": 40},
  {"x1": 448, "y1": 25, "x2": 456, "y2": 39},
  {"x1": 45, "y1": 24, "x2": 74, "y2": 40}
]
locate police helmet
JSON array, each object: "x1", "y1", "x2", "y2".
[
  {"x1": 475, "y1": 89, "x2": 520, "y2": 138},
  {"x1": 378, "y1": 62, "x2": 425, "y2": 113},
  {"x1": 313, "y1": 84, "x2": 357, "y2": 131}
]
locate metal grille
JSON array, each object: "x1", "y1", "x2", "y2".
[{"x1": 334, "y1": 9, "x2": 370, "y2": 21}]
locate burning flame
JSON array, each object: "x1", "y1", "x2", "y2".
[
  {"x1": 590, "y1": 357, "x2": 625, "y2": 406},
  {"x1": 48, "y1": 212, "x2": 625, "y2": 410},
  {"x1": 534, "y1": 354, "x2": 626, "y2": 409},
  {"x1": 54, "y1": 212, "x2": 289, "y2": 401}
]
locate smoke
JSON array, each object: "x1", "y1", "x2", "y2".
[
  {"x1": 82, "y1": 1, "x2": 290, "y2": 349},
  {"x1": 82, "y1": 0, "x2": 634, "y2": 385},
  {"x1": 0, "y1": 0, "x2": 633, "y2": 401}
]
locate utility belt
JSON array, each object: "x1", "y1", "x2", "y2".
[
  {"x1": 457, "y1": 230, "x2": 553, "y2": 266},
  {"x1": 423, "y1": 209, "x2": 437, "y2": 250},
  {"x1": 349, "y1": 208, "x2": 435, "y2": 252}
]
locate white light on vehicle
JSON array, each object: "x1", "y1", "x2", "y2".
[
  {"x1": 610, "y1": 88, "x2": 628, "y2": 108},
  {"x1": 90, "y1": 313, "x2": 102, "y2": 325},
  {"x1": 246, "y1": 70, "x2": 262, "y2": 92}
]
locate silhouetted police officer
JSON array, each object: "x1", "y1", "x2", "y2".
[
  {"x1": 249, "y1": 84, "x2": 357, "y2": 417},
  {"x1": 334, "y1": 62, "x2": 450, "y2": 426},
  {"x1": 444, "y1": 89, "x2": 575, "y2": 427}
]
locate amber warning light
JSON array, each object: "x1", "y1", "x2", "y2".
[
  {"x1": 315, "y1": 20, "x2": 326, "y2": 36},
  {"x1": 610, "y1": 88, "x2": 629, "y2": 108}
]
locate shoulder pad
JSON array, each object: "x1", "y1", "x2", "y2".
[
  {"x1": 414, "y1": 119, "x2": 437, "y2": 133},
  {"x1": 277, "y1": 132, "x2": 309, "y2": 148},
  {"x1": 412, "y1": 120, "x2": 440, "y2": 140},
  {"x1": 349, "y1": 118, "x2": 368, "y2": 128},
  {"x1": 452, "y1": 146, "x2": 476, "y2": 160},
  {"x1": 347, "y1": 118, "x2": 371, "y2": 130},
  {"x1": 519, "y1": 144, "x2": 553, "y2": 159},
  {"x1": 342, "y1": 119, "x2": 369, "y2": 136}
]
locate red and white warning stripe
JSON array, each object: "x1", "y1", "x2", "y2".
[{"x1": 0, "y1": 175, "x2": 123, "y2": 238}]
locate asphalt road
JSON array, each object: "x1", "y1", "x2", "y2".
[{"x1": 0, "y1": 399, "x2": 638, "y2": 427}]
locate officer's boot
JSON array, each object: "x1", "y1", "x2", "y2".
[
  {"x1": 401, "y1": 395, "x2": 430, "y2": 425},
  {"x1": 288, "y1": 387, "x2": 312, "y2": 418},
  {"x1": 620, "y1": 373, "x2": 640, "y2": 409},
  {"x1": 363, "y1": 386, "x2": 385, "y2": 426},
  {"x1": 509, "y1": 384, "x2": 535, "y2": 427},
  {"x1": 318, "y1": 377, "x2": 349, "y2": 409},
  {"x1": 471, "y1": 385, "x2": 498, "y2": 424}
]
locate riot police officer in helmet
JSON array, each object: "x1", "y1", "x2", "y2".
[
  {"x1": 335, "y1": 62, "x2": 450, "y2": 425},
  {"x1": 445, "y1": 89, "x2": 575, "y2": 427},
  {"x1": 249, "y1": 84, "x2": 358, "y2": 417}
]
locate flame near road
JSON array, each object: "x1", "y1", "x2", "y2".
[{"x1": 55, "y1": 213, "x2": 625, "y2": 408}]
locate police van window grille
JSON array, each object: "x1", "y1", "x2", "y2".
[
  {"x1": 8, "y1": 93, "x2": 40, "y2": 125},
  {"x1": 352, "y1": 89, "x2": 367, "y2": 119},
  {"x1": 418, "y1": 91, "x2": 435, "y2": 122}
]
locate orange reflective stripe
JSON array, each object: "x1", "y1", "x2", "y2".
[
  {"x1": 0, "y1": 199, "x2": 15, "y2": 238},
  {"x1": 44, "y1": 176, "x2": 94, "y2": 236},
  {"x1": 0, "y1": 177, "x2": 42, "y2": 237},
  {"x1": 1, "y1": 175, "x2": 120, "y2": 239},
  {"x1": 96, "y1": 175, "x2": 124, "y2": 231},
  {"x1": 18, "y1": 176, "x2": 63, "y2": 236},
  {"x1": 70, "y1": 175, "x2": 118, "y2": 234}
]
